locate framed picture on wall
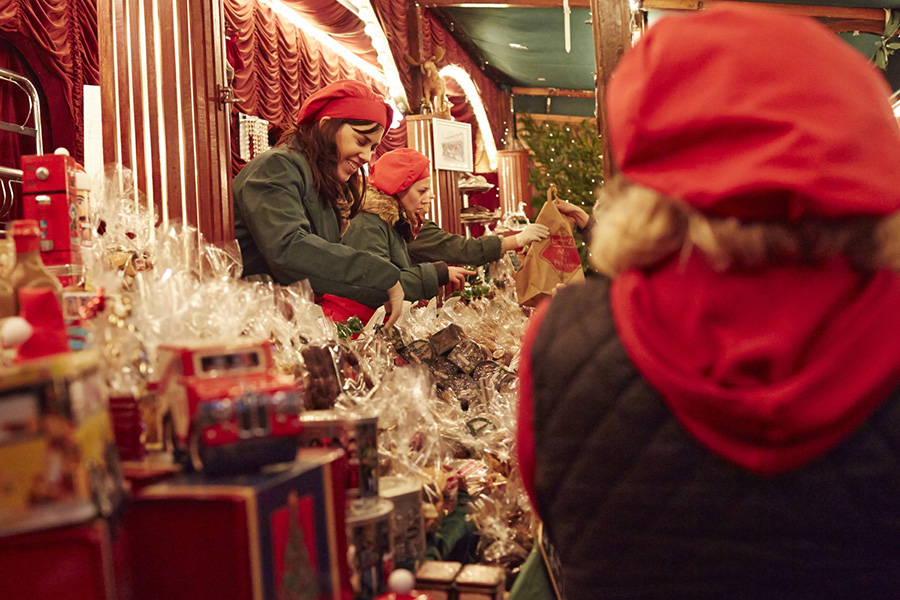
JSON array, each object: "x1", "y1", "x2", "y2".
[{"x1": 432, "y1": 118, "x2": 473, "y2": 172}]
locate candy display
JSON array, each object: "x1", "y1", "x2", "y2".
[{"x1": 0, "y1": 163, "x2": 541, "y2": 599}]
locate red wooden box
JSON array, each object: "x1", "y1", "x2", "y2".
[
  {"x1": 0, "y1": 519, "x2": 122, "y2": 600},
  {"x1": 123, "y1": 448, "x2": 352, "y2": 600}
]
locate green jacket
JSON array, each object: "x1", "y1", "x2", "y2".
[
  {"x1": 406, "y1": 220, "x2": 504, "y2": 266},
  {"x1": 341, "y1": 188, "x2": 450, "y2": 308},
  {"x1": 233, "y1": 147, "x2": 400, "y2": 305}
]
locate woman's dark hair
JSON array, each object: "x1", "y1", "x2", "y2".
[{"x1": 277, "y1": 118, "x2": 383, "y2": 218}]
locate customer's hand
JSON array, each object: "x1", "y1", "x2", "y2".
[
  {"x1": 448, "y1": 266, "x2": 476, "y2": 290},
  {"x1": 383, "y1": 281, "x2": 404, "y2": 329},
  {"x1": 514, "y1": 223, "x2": 550, "y2": 248},
  {"x1": 554, "y1": 200, "x2": 590, "y2": 229}
]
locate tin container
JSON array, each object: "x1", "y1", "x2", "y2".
[
  {"x1": 379, "y1": 475, "x2": 426, "y2": 571},
  {"x1": 414, "y1": 561, "x2": 462, "y2": 600},
  {"x1": 454, "y1": 564, "x2": 505, "y2": 600},
  {"x1": 299, "y1": 411, "x2": 380, "y2": 500},
  {"x1": 0, "y1": 350, "x2": 123, "y2": 536},
  {"x1": 346, "y1": 496, "x2": 395, "y2": 600},
  {"x1": 345, "y1": 415, "x2": 380, "y2": 500}
]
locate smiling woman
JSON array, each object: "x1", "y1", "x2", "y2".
[{"x1": 232, "y1": 80, "x2": 405, "y2": 327}]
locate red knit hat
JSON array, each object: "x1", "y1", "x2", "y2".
[
  {"x1": 607, "y1": 3, "x2": 900, "y2": 221},
  {"x1": 296, "y1": 80, "x2": 393, "y2": 130},
  {"x1": 368, "y1": 148, "x2": 431, "y2": 196}
]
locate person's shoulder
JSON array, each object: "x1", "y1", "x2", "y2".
[
  {"x1": 542, "y1": 276, "x2": 612, "y2": 328},
  {"x1": 248, "y1": 146, "x2": 311, "y2": 173}
]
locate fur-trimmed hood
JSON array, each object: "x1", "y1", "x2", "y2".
[{"x1": 360, "y1": 187, "x2": 401, "y2": 226}]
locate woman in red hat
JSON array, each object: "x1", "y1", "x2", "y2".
[
  {"x1": 518, "y1": 3, "x2": 900, "y2": 598},
  {"x1": 333, "y1": 148, "x2": 475, "y2": 322},
  {"x1": 233, "y1": 80, "x2": 404, "y2": 326}
]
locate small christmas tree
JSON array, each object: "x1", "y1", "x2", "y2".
[{"x1": 279, "y1": 492, "x2": 318, "y2": 600}]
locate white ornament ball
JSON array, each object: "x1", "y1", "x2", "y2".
[
  {"x1": 0, "y1": 317, "x2": 33, "y2": 348},
  {"x1": 387, "y1": 569, "x2": 415, "y2": 595}
]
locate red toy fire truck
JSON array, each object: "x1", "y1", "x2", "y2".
[{"x1": 150, "y1": 338, "x2": 305, "y2": 475}]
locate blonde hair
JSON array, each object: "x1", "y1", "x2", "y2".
[{"x1": 590, "y1": 176, "x2": 900, "y2": 277}]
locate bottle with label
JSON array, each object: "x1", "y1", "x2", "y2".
[
  {"x1": 0, "y1": 275, "x2": 14, "y2": 320},
  {"x1": 9, "y1": 219, "x2": 63, "y2": 314}
]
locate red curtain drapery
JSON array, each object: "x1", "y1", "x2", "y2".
[
  {"x1": 0, "y1": 0, "x2": 99, "y2": 168},
  {"x1": 224, "y1": 0, "x2": 509, "y2": 175},
  {"x1": 224, "y1": 0, "x2": 406, "y2": 176},
  {"x1": 372, "y1": 0, "x2": 509, "y2": 151}
]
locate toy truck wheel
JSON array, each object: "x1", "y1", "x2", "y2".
[
  {"x1": 164, "y1": 415, "x2": 191, "y2": 470},
  {"x1": 189, "y1": 428, "x2": 209, "y2": 472}
]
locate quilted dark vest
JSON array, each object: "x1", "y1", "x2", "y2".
[{"x1": 529, "y1": 277, "x2": 900, "y2": 600}]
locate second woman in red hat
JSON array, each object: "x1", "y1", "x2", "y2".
[{"x1": 334, "y1": 148, "x2": 475, "y2": 322}]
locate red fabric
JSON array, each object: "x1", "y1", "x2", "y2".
[
  {"x1": 16, "y1": 287, "x2": 69, "y2": 361},
  {"x1": 516, "y1": 298, "x2": 552, "y2": 513},
  {"x1": 320, "y1": 293, "x2": 377, "y2": 324},
  {"x1": 369, "y1": 148, "x2": 430, "y2": 196},
  {"x1": 607, "y1": 3, "x2": 900, "y2": 221},
  {"x1": 296, "y1": 79, "x2": 392, "y2": 130},
  {"x1": 605, "y1": 4, "x2": 900, "y2": 474},
  {"x1": 612, "y1": 257, "x2": 900, "y2": 474},
  {"x1": 277, "y1": 0, "x2": 380, "y2": 69}
]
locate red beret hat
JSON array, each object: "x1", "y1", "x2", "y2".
[
  {"x1": 607, "y1": 3, "x2": 900, "y2": 220},
  {"x1": 369, "y1": 148, "x2": 432, "y2": 196},
  {"x1": 296, "y1": 80, "x2": 393, "y2": 131}
]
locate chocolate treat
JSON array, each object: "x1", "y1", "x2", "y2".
[
  {"x1": 430, "y1": 357, "x2": 462, "y2": 388},
  {"x1": 448, "y1": 340, "x2": 486, "y2": 374},
  {"x1": 384, "y1": 325, "x2": 414, "y2": 364},
  {"x1": 450, "y1": 372, "x2": 481, "y2": 411},
  {"x1": 407, "y1": 339, "x2": 436, "y2": 365},
  {"x1": 300, "y1": 345, "x2": 341, "y2": 410},
  {"x1": 428, "y1": 323, "x2": 466, "y2": 355},
  {"x1": 327, "y1": 341, "x2": 372, "y2": 392},
  {"x1": 472, "y1": 360, "x2": 516, "y2": 391}
]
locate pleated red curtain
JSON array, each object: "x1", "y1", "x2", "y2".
[{"x1": 0, "y1": 0, "x2": 98, "y2": 177}]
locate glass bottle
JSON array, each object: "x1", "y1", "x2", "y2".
[
  {"x1": 9, "y1": 219, "x2": 63, "y2": 314},
  {"x1": 0, "y1": 227, "x2": 15, "y2": 319}
]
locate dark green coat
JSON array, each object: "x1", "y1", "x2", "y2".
[
  {"x1": 341, "y1": 189, "x2": 449, "y2": 308},
  {"x1": 233, "y1": 147, "x2": 400, "y2": 305},
  {"x1": 406, "y1": 220, "x2": 503, "y2": 266}
]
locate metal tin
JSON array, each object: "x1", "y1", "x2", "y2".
[
  {"x1": 379, "y1": 475, "x2": 426, "y2": 571},
  {"x1": 454, "y1": 564, "x2": 505, "y2": 600},
  {"x1": 297, "y1": 411, "x2": 380, "y2": 500},
  {"x1": 346, "y1": 496, "x2": 395, "y2": 600},
  {"x1": 414, "y1": 561, "x2": 462, "y2": 600},
  {"x1": 345, "y1": 415, "x2": 380, "y2": 500}
]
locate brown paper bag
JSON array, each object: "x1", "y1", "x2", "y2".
[{"x1": 515, "y1": 201, "x2": 585, "y2": 306}]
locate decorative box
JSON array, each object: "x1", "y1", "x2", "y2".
[
  {"x1": 0, "y1": 349, "x2": 124, "y2": 537},
  {"x1": 453, "y1": 564, "x2": 504, "y2": 600},
  {"x1": 124, "y1": 447, "x2": 352, "y2": 600},
  {"x1": 414, "y1": 561, "x2": 462, "y2": 600},
  {"x1": 0, "y1": 518, "x2": 121, "y2": 600}
]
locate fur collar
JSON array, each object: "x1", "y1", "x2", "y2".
[
  {"x1": 361, "y1": 187, "x2": 422, "y2": 241},
  {"x1": 361, "y1": 187, "x2": 401, "y2": 226}
]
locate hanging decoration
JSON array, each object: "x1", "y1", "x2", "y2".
[{"x1": 238, "y1": 113, "x2": 271, "y2": 162}]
